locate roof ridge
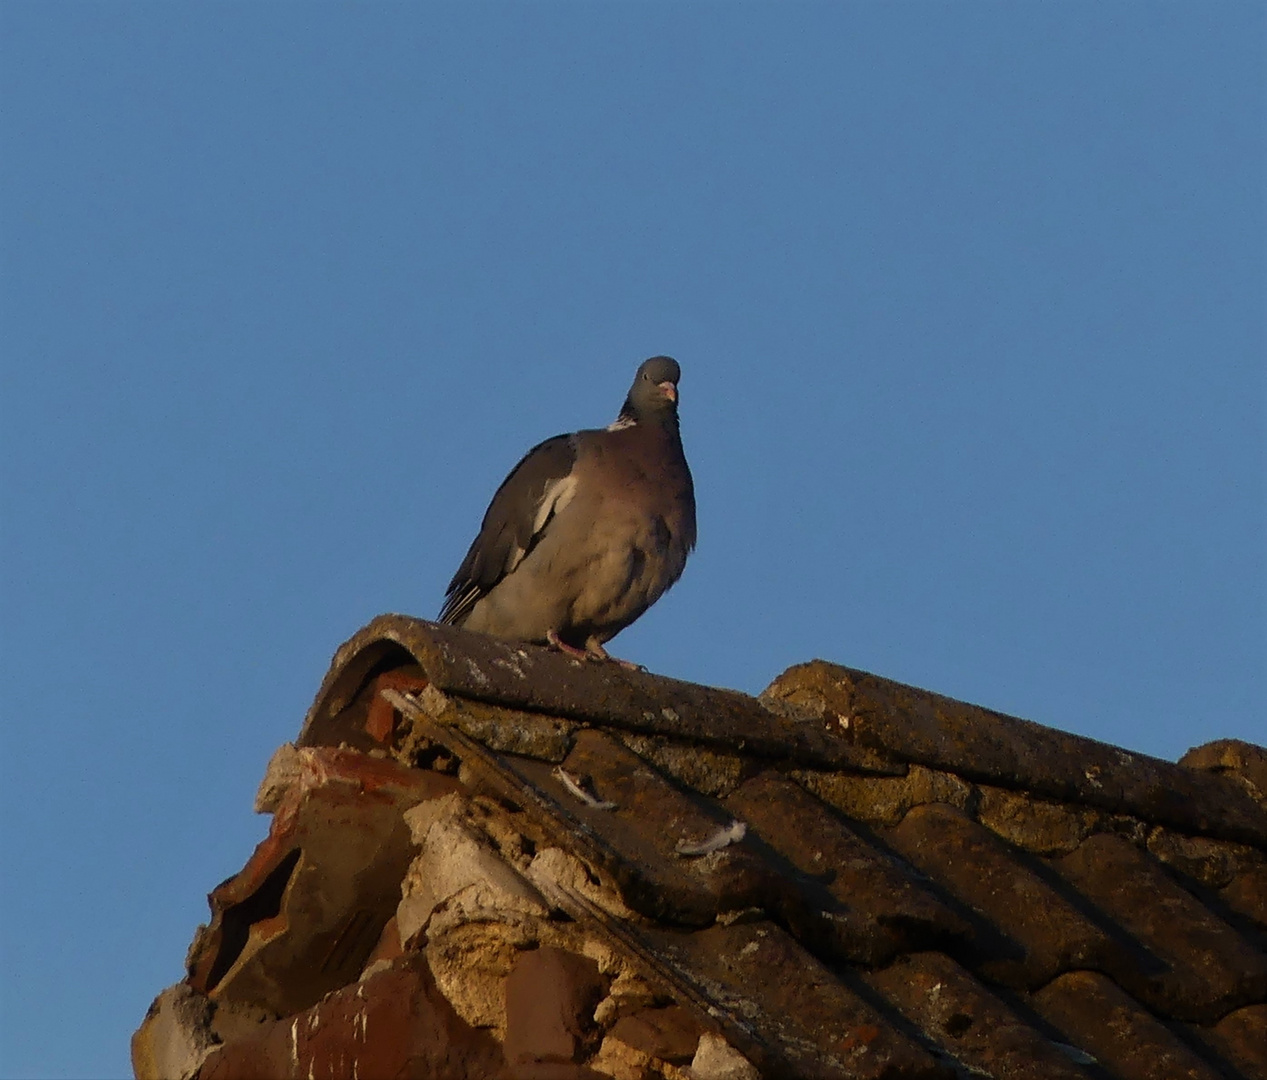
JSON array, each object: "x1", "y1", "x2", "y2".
[{"x1": 300, "y1": 614, "x2": 1267, "y2": 846}]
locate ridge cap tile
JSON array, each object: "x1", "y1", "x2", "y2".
[
  {"x1": 764, "y1": 658, "x2": 1267, "y2": 847},
  {"x1": 299, "y1": 615, "x2": 898, "y2": 773}
]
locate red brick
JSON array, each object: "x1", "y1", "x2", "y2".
[
  {"x1": 196, "y1": 954, "x2": 503, "y2": 1080},
  {"x1": 503, "y1": 947, "x2": 608, "y2": 1066},
  {"x1": 608, "y1": 1005, "x2": 703, "y2": 1064}
]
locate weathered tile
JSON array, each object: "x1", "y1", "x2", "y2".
[
  {"x1": 1221, "y1": 862, "x2": 1267, "y2": 932},
  {"x1": 1145, "y1": 827, "x2": 1262, "y2": 889},
  {"x1": 187, "y1": 746, "x2": 463, "y2": 1017},
  {"x1": 301, "y1": 616, "x2": 893, "y2": 770},
  {"x1": 1207, "y1": 1004, "x2": 1267, "y2": 1080},
  {"x1": 865, "y1": 952, "x2": 1092, "y2": 1080},
  {"x1": 976, "y1": 786, "x2": 1099, "y2": 855},
  {"x1": 1054, "y1": 833, "x2": 1267, "y2": 1021},
  {"x1": 616, "y1": 732, "x2": 751, "y2": 798},
  {"x1": 425, "y1": 693, "x2": 577, "y2": 763},
  {"x1": 1032, "y1": 971, "x2": 1224, "y2": 1080},
  {"x1": 766, "y1": 660, "x2": 1267, "y2": 847},
  {"x1": 791, "y1": 765, "x2": 973, "y2": 827},
  {"x1": 505, "y1": 731, "x2": 777, "y2": 926},
  {"x1": 640, "y1": 921, "x2": 949, "y2": 1080},
  {"x1": 726, "y1": 772, "x2": 971, "y2": 964},
  {"x1": 195, "y1": 954, "x2": 504, "y2": 1080},
  {"x1": 1181, "y1": 739, "x2": 1267, "y2": 804},
  {"x1": 883, "y1": 803, "x2": 1121, "y2": 988}
]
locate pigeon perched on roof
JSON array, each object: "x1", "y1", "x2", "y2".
[{"x1": 440, "y1": 356, "x2": 695, "y2": 664}]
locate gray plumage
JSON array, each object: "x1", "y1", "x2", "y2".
[{"x1": 440, "y1": 356, "x2": 695, "y2": 661}]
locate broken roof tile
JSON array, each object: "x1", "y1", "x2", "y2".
[
  {"x1": 1181, "y1": 739, "x2": 1267, "y2": 805},
  {"x1": 186, "y1": 745, "x2": 463, "y2": 1017}
]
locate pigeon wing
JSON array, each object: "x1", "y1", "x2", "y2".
[{"x1": 439, "y1": 434, "x2": 579, "y2": 625}]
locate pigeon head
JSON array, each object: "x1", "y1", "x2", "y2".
[{"x1": 618, "y1": 356, "x2": 682, "y2": 425}]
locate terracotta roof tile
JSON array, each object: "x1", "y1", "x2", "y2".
[
  {"x1": 1031, "y1": 971, "x2": 1224, "y2": 1080},
  {"x1": 511, "y1": 729, "x2": 778, "y2": 927},
  {"x1": 641, "y1": 921, "x2": 946, "y2": 1079},
  {"x1": 1200, "y1": 1003, "x2": 1267, "y2": 1078},
  {"x1": 134, "y1": 615, "x2": 1267, "y2": 1080},
  {"x1": 1052, "y1": 832, "x2": 1267, "y2": 1021},
  {"x1": 863, "y1": 952, "x2": 1092, "y2": 1080},
  {"x1": 724, "y1": 773, "x2": 972, "y2": 966},
  {"x1": 766, "y1": 660, "x2": 1267, "y2": 847},
  {"x1": 884, "y1": 803, "x2": 1133, "y2": 992},
  {"x1": 1222, "y1": 864, "x2": 1267, "y2": 932}
]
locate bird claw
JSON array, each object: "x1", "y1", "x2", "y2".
[
  {"x1": 546, "y1": 630, "x2": 592, "y2": 662},
  {"x1": 546, "y1": 631, "x2": 644, "y2": 671},
  {"x1": 584, "y1": 638, "x2": 645, "y2": 671}
]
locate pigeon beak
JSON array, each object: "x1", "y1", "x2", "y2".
[{"x1": 658, "y1": 381, "x2": 678, "y2": 403}]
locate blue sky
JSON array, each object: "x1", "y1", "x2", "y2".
[{"x1": 1, "y1": 4, "x2": 1263, "y2": 1077}]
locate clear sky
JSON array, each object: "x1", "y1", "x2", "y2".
[{"x1": 1, "y1": 3, "x2": 1263, "y2": 1077}]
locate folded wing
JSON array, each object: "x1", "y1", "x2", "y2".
[{"x1": 440, "y1": 434, "x2": 579, "y2": 626}]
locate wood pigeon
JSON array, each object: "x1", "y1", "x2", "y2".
[{"x1": 440, "y1": 356, "x2": 696, "y2": 663}]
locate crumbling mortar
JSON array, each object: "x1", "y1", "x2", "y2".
[
  {"x1": 1146, "y1": 825, "x2": 1266, "y2": 888},
  {"x1": 791, "y1": 763, "x2": 979, "y2": 827},
  {"x1": 973, "y1": 783, "x2": 1155, "y2": 856},
  {"x1": 396, "y1": 789, "x2": 695, "y2": 1051},
  {"x1": 613, "y1": 732, "x2": 752, "y2": 799}
]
